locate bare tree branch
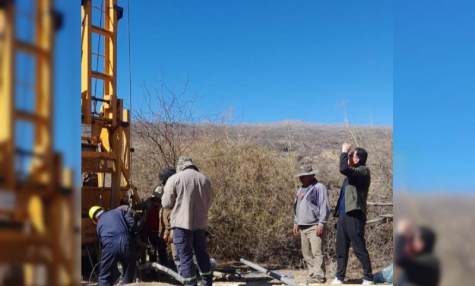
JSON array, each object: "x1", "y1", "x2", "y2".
[{"x1": 134, "y1": 81, "x2": 198, "y2": 168}]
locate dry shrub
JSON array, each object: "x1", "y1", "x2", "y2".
[
  {"x1": 134, "y1": 126, "x2": 393, "y2": 277},
  {"x1": 186, "y1": 137, "x2": 298, "y2": 264},
  {"x1": 131, "y1": 85, "x2": 393, "y2": 275},
  {"x1": 132, "y1": 123, "x2": 393, "y2": 274}
]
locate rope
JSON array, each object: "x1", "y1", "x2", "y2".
[
  {"x1": 93, "y1": 0, "x2": 104, "y2": 111},
  {"x1": 126, "y1": 0, "x2": 134, "y2": 185},
  {"x1": 86, "y1": 246, "x2": 98, "y2": 283}
]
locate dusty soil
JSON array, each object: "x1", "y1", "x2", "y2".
[{"x1": 123, "y1": 269, "x2": 392, "y2": 286}]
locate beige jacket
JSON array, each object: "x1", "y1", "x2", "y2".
[{"x1": 162, "y1": 168, "x2": 212, "y2": 231}]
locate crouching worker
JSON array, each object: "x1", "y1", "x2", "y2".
[
  {"x1": 293, "y1": 164, "x2": 330, "y2": 283},
  {"x1": 89, "y1": 205, "x2": 138, "y2": 286},
  {"x1": 162, "y1": 156, "x2": 213, "y2": 286}
]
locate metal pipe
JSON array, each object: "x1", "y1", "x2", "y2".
[
  {"x1": 140, "y1": 262, "x2": 186, "y2": 284},
  {"x1": 240, "y1": 258, "x2": 297, "y2": 286}
]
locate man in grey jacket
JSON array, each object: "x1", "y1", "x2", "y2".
[
  {"x1": 293, "y1": 165, "x2": 330, "y2": 283},
  {"x1": 162, "y1": 156, "x2": 213, "y2": 286}
]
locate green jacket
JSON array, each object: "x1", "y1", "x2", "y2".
[{"x1": 334, "y1": 153, "x2": 371, "y2": 216}]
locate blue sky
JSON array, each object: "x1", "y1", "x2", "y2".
[
  {"x1": 116, "y1": 0, "x2": 393, "y2": 125},
  {"x1": 54, "y1": 2, "x2": 80, "y2": 179},
  {"x1": 47, "y1": 1, "x2": 474, "y2": 192},
  {"x1": 45, "y1": 0, "x2": 392, "y2": 179},
  {"x1": 394, "y1": 0, "x2": 475, "y2": 192}
]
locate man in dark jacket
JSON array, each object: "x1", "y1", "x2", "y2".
[
  {"x1": 89, "y1": 205, "x2": 137, "y2": 286},
  {"x1": 395, "y1": 219, "x2": 440, "y2": 286},
  {"x1": 134, "y1": 167, "x2": 177, "y2": 267},
  {"x1": 331, "y1": 143, "x2": 373, "y2": 285}
]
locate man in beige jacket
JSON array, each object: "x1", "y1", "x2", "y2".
[{"x1": 162, "y1": 156, "x2": 213, "y2": 286}]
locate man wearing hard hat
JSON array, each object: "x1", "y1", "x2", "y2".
[{"x1": 89, "y1": 204, "x2": 137, "y2": 286}]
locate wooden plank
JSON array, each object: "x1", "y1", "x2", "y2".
[{"x1": 367, "y1": 202, "x2": 393, "y2": 206}]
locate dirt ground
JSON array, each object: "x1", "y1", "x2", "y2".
[{"x1": 123, "y1": 269, "x2": 392, "y2": 286}]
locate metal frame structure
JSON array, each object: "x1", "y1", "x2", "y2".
[
  {"x1": 0, "y1": 0, "x2": 76, "y2": 284},
  {"x1": 81, "y1": 0, "x2": 133, "y2": 246}
]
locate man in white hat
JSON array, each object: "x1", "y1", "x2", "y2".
[
  {"x1": 162, "y1": 156, "x2": 213, "y2": 286},
  {"x1": 293, "y1": 164, "x2": 330, "y2": 283}
]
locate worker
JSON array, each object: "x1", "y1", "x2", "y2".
[
  {"x1": 136, "y1": 187, "x2": 166, "y2": 265},
  {"x1": 395, "y1": 219, "x2": 440, "y2": 286},
  {"x1": 157, "y1": 167, "x2": 178, "y2": 269},
  {"x1": 89, "y1": 205, "x2": 137, "y2": 286},
  {"x1": 292, "y1": 164, "x2": 330, "y2": 283},
  {"x1": 331, "y1": 143, "x2": 373, "y2": 285},
  {"x1": 162, "y1": 156, "x2": 213, "y2": 286}
]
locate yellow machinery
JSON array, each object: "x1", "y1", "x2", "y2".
[
  {"x1": 81, "y1": 0, "x2": 135, "y2": 246},
  {"x1": 0, "y1": 0, "x2": 77, "y2": 284}
]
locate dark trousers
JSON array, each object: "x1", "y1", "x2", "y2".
[
  {"x1": 336, "y1": 211, "x2": 373, "y2": 281},
  {"x1": 98, "y1": 237, "x2": 136, "y2": 286},
  {"x1": 173, "y1": 228, "x2": 212, "y2": 286},
  {"x1": 149, "y1": 232, "x2": 170, "y2": 266}
]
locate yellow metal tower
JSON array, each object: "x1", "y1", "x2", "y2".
[
  {"x1": 81, "y1": 0, "x2": 134, "y2": 246},
  {"x1": 0, "y1": 0, "x2": 77, "y2": 284}
]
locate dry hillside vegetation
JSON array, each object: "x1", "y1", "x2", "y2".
[{"x1": 132, "y1": 121, "x2": 393, "y2": 277}]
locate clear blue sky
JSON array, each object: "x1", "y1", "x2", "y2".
[
  {"x1": 51, "y1": 1, "x2": 393, "y2": 183},
  {"x1": 54, "y1": 2, "x2": 80, "y2": 179},
  {"x1": 116, "y1": 0, "x2": 393, "y2": 125},
  {"x1": 49, "y1": 1, "x2": 474, "y2": 192},
  {"x1": 394, "y1": 0, "x2": 475, "y2": 192},
  {"x1": 45, "y1": 1, "x2": 393, "y2": 179}
]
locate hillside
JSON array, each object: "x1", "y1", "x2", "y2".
[{"x1": 131, "y1": 122, "x2": 393, "y2": 277}]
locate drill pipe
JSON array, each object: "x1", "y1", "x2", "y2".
[
  {"x1": 240, "y1": 258, "x2": 297, "y2": 286},
  {"x1": 141, "y1": 262, "x2": 186, "y2": 284}
]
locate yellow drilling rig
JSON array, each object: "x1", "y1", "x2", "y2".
[
  {"x1": 0, "y1": 0, "x2": 77, "y2": 284},
  {"x1": 80, "y1": 0, "x2": 138, "y2": 278}
]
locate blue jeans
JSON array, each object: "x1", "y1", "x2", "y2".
[{"x1": 173, "y1": 228, "x2": 212, "y2": 286}]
